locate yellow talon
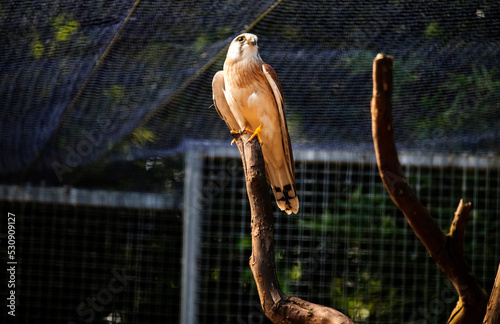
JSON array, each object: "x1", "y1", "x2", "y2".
[
  {"x1": 247, "y1": 125, "x2": 263, "y2": 143},
  {"x1": 230, "y1": 130, "x2": 238, "y2": 145},
  {"x1": 229, "y1": 126, "x2": 263, "y2": 145}
]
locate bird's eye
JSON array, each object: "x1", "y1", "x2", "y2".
[{"x1": 237, "y1": 36, "x2": 245, "y2": 43}]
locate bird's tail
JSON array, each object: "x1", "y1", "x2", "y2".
[{"x1": 266, "y1": 164, "x2": 299, "y2": 215}]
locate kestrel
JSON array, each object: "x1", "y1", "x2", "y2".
[{"x1": 212, "y1": 33, "x2": 299, "y2": 215}]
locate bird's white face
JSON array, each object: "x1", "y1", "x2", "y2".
[{"x1": 226, "y1": 33, "x2": 262, "y2": 63}]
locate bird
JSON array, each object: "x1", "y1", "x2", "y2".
[{"x1": 212, "y1": 33, "x2": 299, "y2": 215}]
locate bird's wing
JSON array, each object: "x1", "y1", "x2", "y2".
[
  {"x1": 212, "y1": 70, "x2": 239, "y2": 131},
  {"x1": 262, "y1": 63, "x2": 295, "y2": 181}
]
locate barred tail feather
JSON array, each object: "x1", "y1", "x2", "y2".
[
  {"x1": 272, "y1": 184, "x2": 299, "y2": 215},
  {"x1": 266, "y1": 164, "x2": 299, "y2": 214}
]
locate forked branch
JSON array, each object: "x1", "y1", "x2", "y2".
[
  {"x1": 371, "y1": 53, "x2": 488, "y2": 324},
  {"x1": 449, "y1": 199, "x2": 472, "y2": 255},
  {"x1": 234, "y1": 132, "x2": 354, "y2": 324}
]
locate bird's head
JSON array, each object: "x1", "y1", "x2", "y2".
[{"x1": 225, "y1": 33, "x2": 262, "y2": 64}]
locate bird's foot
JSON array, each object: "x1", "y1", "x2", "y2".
[
  {"x1": 229, "y1": 126, "x2": 263, "y2": 145},
  {"x1": 246, "y1": 125, "x2": 263, "y2": 144},
  {"x1": 230, "y1": 130, "x2": 238, "y2": 145}
]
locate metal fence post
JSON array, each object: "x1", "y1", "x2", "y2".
[{"x1": 181, "y1": 147, "x2": 203, "y2": 324}]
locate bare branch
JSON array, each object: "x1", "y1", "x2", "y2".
[
  {"x1": 234, "y1": 132, "x2": 354, "y2": 324},
  {"x1": 448, "y1": 199, "x2": 472, "y2": 255},
  {"x1": 371, "y1": 53, "x2": 488, "y2": 324},
  {"x1": 483, "y1": 263, "x2": 500, "y2": 323}
]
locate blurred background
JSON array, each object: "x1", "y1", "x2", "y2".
[{"x1": 1, "y1": 0, "x2": 499, "y2": 323}]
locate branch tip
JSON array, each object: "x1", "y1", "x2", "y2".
[{"x1": 449, "y1": 199, "x2": 472, "y2": 254}]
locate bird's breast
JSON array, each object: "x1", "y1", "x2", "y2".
[{"x1": 224, "y1": 62, "x2": 278, "y2": 132}]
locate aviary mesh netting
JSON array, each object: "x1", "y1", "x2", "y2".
[
  {"x1": 1, "y1": 1, "x2": 500, "y2": 323},
  {"x1": 1, "y1": 0, "x2": 500, "y2": 184}
]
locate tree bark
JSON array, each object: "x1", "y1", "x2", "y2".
[
  {"x1": 370, "y1": 53, "x2": 488, "y2": 324},
  {"x1": 483, "y1": 263, "x2": 500, "y2": 323},
  {"x1": 234, "y1": 132, "x2": 354, "y2": 324}
]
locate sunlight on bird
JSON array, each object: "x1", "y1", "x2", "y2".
[{"x1": 212, "y1": 33, "x2": 299, "y2": 215}]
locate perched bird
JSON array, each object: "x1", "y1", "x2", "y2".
[{"x1": 212, "y1": 33, "x2": 299, "y2": 214}]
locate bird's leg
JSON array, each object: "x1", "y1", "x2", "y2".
[
  {"x1": 246, "y1": 124, "x2": 263, "y2": 144},
  {"x1": 229, "y1": 125, "x2": 263, "y2": 145},
  {"x1": 230, "y1": 130, "x2": 239, "y2": 145},
  {"x1": 229, "y1": 128, "x2": 250, "y2": 145}
]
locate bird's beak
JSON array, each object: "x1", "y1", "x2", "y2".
[{"x1": 248, "y1": 37, "x2": 256, "y2": 46}]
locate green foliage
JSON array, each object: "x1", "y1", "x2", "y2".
[
  {"x1": 32, "y1": 39, "x2": 45, "y2": 59},
  {"x1": 193, "y1": 34, "x2": 210, "y2": 55},
  {"x1": 103, "y1": 85, "x2": 126, "y2": 99},
  {"x1": 415, "y1": 65, "x2": 500, "y2": 138},
  {"x1": 130, "y1": 126, "x2": 157, "y2": 145},
  {"x1": 331, "y1": 274, "x2": 400, "y2": 322},
  {"x1": 298, "y1": 184, "x2": 397, "y2": 239},
  {"x1": 342, "y1": 50, "x2": 377, "y2": 76},
  {"x1": 29, "y1": 13, "x2": 82, "y2": 59},
  {"x1": 113, "y1": 126, "x2": 158, "y2": 154},
  {"x1": 52, "y1": 15, "x2": 80, "y2": 41},
  {"x1": 425, "y1": 21, "x2": 443, "y2": 38}
]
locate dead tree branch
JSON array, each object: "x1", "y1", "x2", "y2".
[
  {"x1": 483, "y1": 263, "x2": 500, "y2": 323},
  {"x1": 234, "y1": 132, "x2": 354, "y2": 324},
  {"x1": 449, "y1": 199, "x2": 472, "y2": 255},
  {"x1": 370, "y1": 53, "x2": 488, "y2": 324}
]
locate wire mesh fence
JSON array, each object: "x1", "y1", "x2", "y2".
[
  {"x1": 0, "y1": 144, "x2": 499, "y2": 323},
  {"x1": 1, "y1": 189, "x2": 183, "y2": 324},
  {"x1": 187, "y1": 144, "x2": 499, "y2": 324}
]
